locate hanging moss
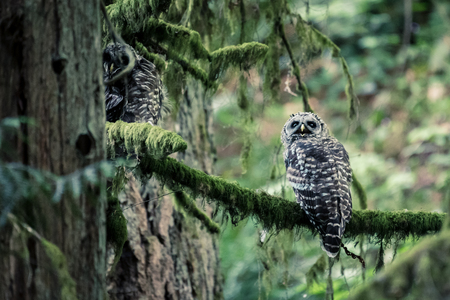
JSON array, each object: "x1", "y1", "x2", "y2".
[
  {"x1": 137, "y1": 17, "x2": 210, "y2": 60},
  {"x1": 40, "y1": 239, "x2": 78, "y2": 300},
  {"x1": 352, "y1": 173, "x2": 368, "y2": 210},
  {"x1": 106, "y1": 121, "x2": 187, "y2": 159},
  {"x1": 263, "y1": 31, "x2": 281, "y2": 103},
  {"x1": 134, "y1": 154, "x2": 446, "y2": 239},
  {"x1": 375, "y1": 240, "x2": 385, "y2": 273},
  {"x1": 210, "y1": 42, "x2": 269, "y2": 80},
  {"x1": 163, "y1": 61, "x2": 184, "y2": 110},
  {"x1": 134, "y1": 42, "x2": 166, "y2": 73},
  {"x1": 294, "y1": 16, "x2": 359, "y2": 120},
  {"x1": 106, "y1": 193, "x2": 128, "y2": 267},
  {"x1": 166, "y1": 50, "x2": 214, "y2": 88},
  {"x1": 350, "y1": 230, "x2": 450, "y2": 299},
  {"x1": 237, "y1": 74, "x2": 249, "y2": 110},
  {"x1": 306, "y1": 254, "x2": 327, "y2": 289},
  {"x1": 276, "y1": 18, "x2": 312, "y2": 112},
  {"x1": 174, "y1": 191, "x2": 220, "y2": 234}
]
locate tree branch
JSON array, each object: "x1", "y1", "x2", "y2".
[{"x1": 132, "y1": 154, "x2": 445, "y2": 240}]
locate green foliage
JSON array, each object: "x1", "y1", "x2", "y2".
[{"x1": 106, "y1": 121, "x2": 188, "y2": 159}]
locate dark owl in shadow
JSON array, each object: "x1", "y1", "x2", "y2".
[{"x1": 103, "y1": 43, "x2": 168, "y2": 125}]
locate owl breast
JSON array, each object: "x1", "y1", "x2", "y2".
[{"x1": 284, "y1": 135, "x2": 352, "y2": 257}]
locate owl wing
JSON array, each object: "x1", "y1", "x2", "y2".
[
  {"x1": 105, "y1": 86, "x2": 126, "y2": 122},
  {"x1": 285, "y1": 138, "x2": 352, "y2": 257},
  {"x1": 125, "y1": 57, "x2": 164, "y2": 125}
]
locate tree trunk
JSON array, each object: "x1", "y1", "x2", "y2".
[
  {"x1": 0, "y1": 1, "x2": 105, "y2": 299},
  {"x1": 107, "y1": 79, "x2": 223, "y2": 299}
]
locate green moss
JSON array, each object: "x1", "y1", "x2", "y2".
[
  {"x1": 139, "y1": 18, "x2": 210, "y2": 60},
  {"x1": 352, "y1": 173, "x2": 368, "y2": 210},
  {"x1": 166, "y1": 50, "x2": 214, "y2": 88},
  {"x1": 163, "y1": 61, "x2": 184, "y2": 109},
  {"x1": 263, "y1": 31, "x2": 281, "y2": 103},
  {"x1": 106, "y1": 194, "x2": 128, "y2": 266},
  {"x1": 210, "y1": 42, "x2": 269, "y2": 80},
  {"x1": 375, "y1": 241, "x2": 384, "y2": 273},
  {"x1": 134, "y1": 42, "x2": 166, "y2": 73},
  {"x1": 137, "y1": 155, "x2": 446, "y2": 239},
  {"x1": 174, "y1": 191, "x2": 220, "y2": 234},
  {"x1": 106, "y1": 121, "x2": 187, "y2": 159},
  {"x1": 40, "y1": 238, "x2": 78, "y2": 300}
]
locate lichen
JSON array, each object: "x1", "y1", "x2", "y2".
[
  {"x1": 106, "y1": 121, "x2": 187, "y2": 159},
  {"x1": 40, "y1": 238, "x2": 78, "y2": 300}
]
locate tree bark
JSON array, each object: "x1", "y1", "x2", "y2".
[
  {"x1": 107, "y1": 79, "x2": 223, "y2": 299},
  {"x1": 0, "y1": 1, "x2": 105, "y2": 299}
]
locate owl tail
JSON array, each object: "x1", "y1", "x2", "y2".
[{"x1": 320, "y1": 217, "x2": 345, "y2": 258}]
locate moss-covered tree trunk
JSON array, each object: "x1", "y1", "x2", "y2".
[
  {"x1": 0, "y1": 1, "x2": 105, "y2": 299},
  {"x1": 107, "y1": 79, "x2": 222, "y2": 299}
]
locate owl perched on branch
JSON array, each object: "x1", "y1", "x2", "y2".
[
  {"x1": 103, "y1": 43, "x2": 168, "y2": 125},
  {"x1": 281, "y1": 112, "x2": 352, "y2": 257}
]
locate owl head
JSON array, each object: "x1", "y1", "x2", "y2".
[
  {"x1": 103, "y1": 43, "x2": 137, "y2": 84},
  {"x1": 281, "y1": 112, "x2": 329, "y2": 146}
]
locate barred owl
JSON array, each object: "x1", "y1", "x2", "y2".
[
  {"x1": 281, "y1": 112, "x2": 352, "y2": 257},
  {"x1": 103, "y1": 43, "x2": 167, "y2": 125}
]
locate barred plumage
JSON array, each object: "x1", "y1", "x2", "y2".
[
  {"x1": 281, "y1": 112, "x2": 352, "y2": 257},
  {"x1": 103, "y1": 43, "x2": 167, "y2": 125}
]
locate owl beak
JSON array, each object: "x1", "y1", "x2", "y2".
[
  {"x1": 110, "y1": 63, "x2": 114, "y2": 72},
  {"x1": 300, "y1": 124, "x2": 306, "y2": 134}
]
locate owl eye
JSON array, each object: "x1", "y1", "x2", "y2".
[
  {"x1": 291, "y1": 121, "x2": 299, "y2": 128},
  {"x1": 307, "y1": 121, "x2": 316, "y2": 128},
  {"x1": 103, "y1": 52, "x2": 111, "y2": 62},
  {"x1": 121, "y1": 55, "x2": 130, "y2": 65}
]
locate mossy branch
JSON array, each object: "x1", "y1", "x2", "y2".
[
  {"x1": 106, "y1": 121, "x2": 187, "y2": 159},
  {"x1": 210, "y1": 42, "x2": 269, "y2": 80},
  {"x1": 276, "y1": 18, "x2": 312, "y2": 113},
  {"x1": 134, "y1": 42, "x2": 166, "y2": 73},
  {"x1": 134, "y1": 17, "x2": 210, "y2": 61},
  {"x1": 137, "y1": 155, "x2": 445, "y2": 240},
  {"x1": 174, "y1": 191, "x2": 220, "y2": 234}
]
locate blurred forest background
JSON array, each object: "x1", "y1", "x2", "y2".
[{"x1": 212, "y1": 0, "x2": 450, "y2": 299}]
